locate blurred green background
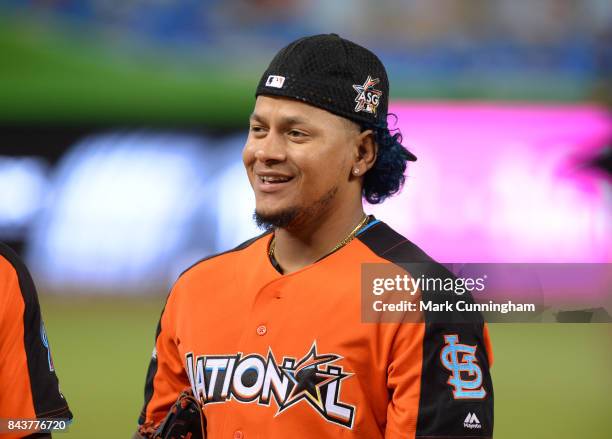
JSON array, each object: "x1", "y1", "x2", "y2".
[
  {"x1": 40, "y1": 296, "x2": 612, "y2": 439},
  {"x1": 1, "y1": 1, "x2": 611, "y2": 126}
]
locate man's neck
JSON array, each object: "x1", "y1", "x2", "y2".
[{"x1": 272, "y1": 205, "x2": 366, "y2": 274}]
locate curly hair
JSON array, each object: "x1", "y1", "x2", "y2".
[{"x1": 361, "y1": 115, "x2": 414, "y2": 204}]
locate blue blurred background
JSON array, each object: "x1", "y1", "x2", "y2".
[{"x1": 0, "y1": 1, "x2": 611, "y2": 438}]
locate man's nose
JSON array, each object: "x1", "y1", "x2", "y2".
[{"x1": 254, "y1": 131, "x2": 286, "y2": 163}]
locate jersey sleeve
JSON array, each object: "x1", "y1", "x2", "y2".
[
  {"x1": 0, "y1": 243, "x2": 72, "y2": 437},
  {"x1": 137, "y1": 281, "x2": 190, "y2": 429},
  {"x1": 385, "y1": 320, "x2": 494, "y2": 439}
]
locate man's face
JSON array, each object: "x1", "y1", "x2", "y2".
[{"x1": 243, "y1": 95, "x2": 360, "y2": 229}]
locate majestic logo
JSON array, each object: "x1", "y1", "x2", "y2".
[
  {"x1": 185, "y1": 342, "x2": 355, "y2": 428},
  {"x1": 265, "y1": 75, "x2": 286, "y2": 89},
  {"x1": 352, "y1": 75, "x2": 382, "y2": 114},
  {"x1": 464, "y1": 412, "x2": 481, "y2": 429},
  {"x1": 440, "y1": 334, "x2": 486, "y2": 399}
]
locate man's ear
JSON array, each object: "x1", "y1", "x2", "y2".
[{"x1": 352, "y1": 130, "x2": 377, "y2": 177}]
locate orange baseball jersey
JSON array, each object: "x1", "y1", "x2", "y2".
[
  {"x1": 137, "y1": 219, "x2": 493, "y2": 438},
  {"x1": 0, "y1": 242, "x2": 72, "y2": 438}
]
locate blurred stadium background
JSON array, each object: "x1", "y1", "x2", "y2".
[{"x1": 0, "y1": 1, "x2": 610, "y2": 438}]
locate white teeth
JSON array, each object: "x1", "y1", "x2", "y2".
[{"x1": 260, "y1": 175, "x2": 290, "y2": 183}]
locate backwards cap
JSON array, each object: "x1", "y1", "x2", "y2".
[{"x1": 255, "y1": 33, "x2": 416, "y2": 161}]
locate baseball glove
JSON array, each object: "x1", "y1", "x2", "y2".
[{"x1": 137, "y1": 389, "x2": 206, "y2": 439}]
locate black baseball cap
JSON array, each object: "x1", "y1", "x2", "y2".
[{"x1": 255, "y1": 34, "x2": 416, "y2": 161}]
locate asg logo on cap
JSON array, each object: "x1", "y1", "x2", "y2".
[{"x1": 352, "y1": 75, "x2": 382, "y2": 114}]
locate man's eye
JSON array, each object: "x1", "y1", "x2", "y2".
[
  {"x1": 288, "y1": 130, "x2": 306, "y2": 137},
  {"x1": 250, "y1": 126, "x2": 265, "y2": 133}
]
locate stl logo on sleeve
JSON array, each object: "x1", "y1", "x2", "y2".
[{"x1": 440, "y1": 334, "x2": 487, "y2": 399}]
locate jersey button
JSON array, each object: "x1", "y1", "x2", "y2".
[
  {"x1": 256, "y1": 325, "x2": 267, "y2": 336},
  {"x1": 233, "y1": 430, "x2": 244, "y2": 439}
]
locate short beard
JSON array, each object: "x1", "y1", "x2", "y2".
[{"x1": 253, "y1": 187, "x2": 338, "y2": 231}]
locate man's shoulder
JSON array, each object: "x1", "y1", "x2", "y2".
[
  {"x1": 356, "y1": 219, "x2": 435, "y2": 264},
  {"x1": 0, "y1": 241, "x2": 39, "y2": 304},
  {"x1": 359, "y1": 221, "x2": 484, "y2": 325},
  {"x1": 0, "y1": 241, "x2": 24, "y2": 276},
  {"x1": 357, "y1": 219, "x2": 454, "y2": 281},
  {"x1": 178, "y1": 231, "x2": 271, "y2": 281}
]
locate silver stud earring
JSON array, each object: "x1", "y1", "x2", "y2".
[{"x1": 353, "y1": 168, "x2": 359, "y2": 175}]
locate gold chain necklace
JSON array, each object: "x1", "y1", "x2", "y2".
[{"x1": 268, "y1": 214, "x2": 369, "y2": 259}]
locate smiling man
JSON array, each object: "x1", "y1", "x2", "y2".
[{"x1": 135, "y1": 34, "x2": 493, "y2": 439}]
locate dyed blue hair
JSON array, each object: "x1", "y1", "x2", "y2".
[{"x1": 361, "y1": 115, "x2": 414, "y2": 204}]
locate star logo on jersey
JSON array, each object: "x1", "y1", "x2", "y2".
[
  {"x1": 185, "y1": 341, "x2": 356, "y2": 428},
  {"x1": 440, "y1": 334, "x2": 486, "y2": 399},
  {"x1": 352, "y1": 75, "x2": 382, "y2": 114},
  {"x1": 279, "y1": 343, "x2": 345, "y2": 413}
]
